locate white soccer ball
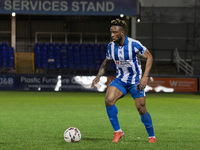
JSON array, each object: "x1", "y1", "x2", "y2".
[{"x1": 64, "y1": 127, "x2": 81, "y2": 143}]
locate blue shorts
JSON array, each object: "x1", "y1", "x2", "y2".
[{"x1": 109, "y1": 78, "x2": 145, "y2": 99}]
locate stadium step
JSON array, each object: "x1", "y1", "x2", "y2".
[{"x1": 15, "y1": 52, "x2": 34, "y2": 74}]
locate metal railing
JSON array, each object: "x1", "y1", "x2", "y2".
[{"x1": 173, "y1": 48, "x2": 194, "y2": 75}]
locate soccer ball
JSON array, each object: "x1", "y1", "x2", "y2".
[{"x1": 64, "y1": 127, "x2": 81, "y2": 143}]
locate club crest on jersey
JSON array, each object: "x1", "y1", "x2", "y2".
[{"x1": 115, "y1": 60, "x2": 119, "y2": 65}]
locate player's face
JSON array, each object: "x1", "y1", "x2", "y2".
[{"x1": 110, "y1": 25, "x2": 124, "y2": 43}]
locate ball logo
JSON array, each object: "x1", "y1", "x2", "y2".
[{"x1": 64, "y1": 127, "x2": 81, "y2": 143}]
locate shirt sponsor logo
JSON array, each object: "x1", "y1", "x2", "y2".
[{"x1": 115, "y1": 60, "x2": 132, "y2": 67}]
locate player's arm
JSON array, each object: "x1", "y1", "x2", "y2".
[
  {"x1": 139, "y1": 49, "x2": 153, "y2": 90},
  {"x1": 91, "y1": 58, "x2": 112, "y2": 88}
]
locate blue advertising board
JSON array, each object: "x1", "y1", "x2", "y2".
[
  {"x1": 0, "y1": 75, "x2": 199, "y2": 92},
  {"x1": 0, "y1": 0, "x2": 137, "y2": 16},
  {"x1": 0, "y1": 75, "x2": 107, "y2": 92},
  {"x1": 0, "y1": 75, "x2": 15, "y2": 90}
]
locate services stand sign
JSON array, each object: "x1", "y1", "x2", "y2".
[{"x1": 0, "y1": 0, "x2": 137, "y2": 16}]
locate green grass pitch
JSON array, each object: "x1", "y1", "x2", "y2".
[{"x1": 0, "y1": 91, "x2": 200, "y2": 150}]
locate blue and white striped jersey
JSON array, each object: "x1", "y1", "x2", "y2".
[{"x1": 106, "y1": 35, "x2": 147, "y2": 84}]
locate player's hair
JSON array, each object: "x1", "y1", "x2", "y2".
[{"x1": 111, "y1": 18, "x2": 127, "y2": 29}]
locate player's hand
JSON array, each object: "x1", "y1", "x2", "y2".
[
  {"x1": 138, "y1": 76, "x2": 149, "y2": 90},
  {"x1": 91, "y1": 77, "x2": 100, "y2": 88}
]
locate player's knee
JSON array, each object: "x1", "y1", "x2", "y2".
[
  {"x1": 137, "y1": 107, "x2": 142, "y2": 114},
  {"x1": 105, "y1": 95, "x2": 115, "y2": 106},
  {"x1": 137, "y1": 104, "x2": 146, "y2": 115}
]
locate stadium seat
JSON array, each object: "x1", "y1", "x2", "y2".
[
  {"x1": 41, "y1": 45, "x2": 48, "y2": 69},
  {"x1": 79, "y1": 44, "x2": 87, "y2": 69},
  {"x1": 86, "y1": 44, "x2": 95, "y2": 69},
  {"x1": 59, "y1": 43, "x2": 67, "y2": 68},
  {"x1": 54, "y1": 46, "x2": 60, "y2": 55},
  {"x1": 1, "y1": 47, "x2": 8, "y2": 69},
  {"x1": 41, "y1": 60, "x2": 48, "y2": 69},
  {"x1": 8, "y1": 47, "x2": 15, "y2": 69},
  {"x1": 34, "y1": 46, "x2": 41, "y2": 68},
  {"x1": 73, "y1": 44, "x2": 81, "y2": 69},
  {"x1": 67, "y1": 44, "x2": 74, "y2": 69},
  {"x1": 2, "y1": 62, "x2": 8, "y2": 68},
  {"x1": 61, "y1": 56, "x2": 67, "y2": 68},
  {"x1": 33, "y1": 42, "x2": 108, "y2": 72},
  {"x1": 35, "y1": 43, "x2": 41, "y2": 47},
  {"x1": 0, "y1": 43, "x2": 15, "y2": 70}
]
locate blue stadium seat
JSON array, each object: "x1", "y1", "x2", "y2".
[
  {"x1": 54, "y1": 46, "x2": 60, "y2": 55},
  {"x1": 1, "y1": 42, "x2": 7, "y2": 46},
  {"x1": 33, "y1": 42, "x2": 108, "y2": 71},
  {"x1": 8, "y1": 62, "x2": 14, "y2": 68},
  {"x1": 42, "y1": 43, "x2": 48, "y2": 48},
  {"x1": 99, "y1": 44, "x2": 106, "y2": 50},
  {"x1": 55, "y1": 59, "x2": 61, "y2": 69},
  {"x1": 93, "y1": 44, "x2": 99, "y2": 52},
  {"x1": 1, "y1": 50, "x2": 8, "y2": 58},
  {"x1": 67, "y1": 44, "x2": 74, "y2": 69},
  {"x1": 0, "y1": 43, "x2": 15, "y2": 70},
  {"x1": 41, "y1": 61, "x2": 48, "y2": 69},
  {"x1": 1, "y1": 42, "x2": 7, "y2": 50},
  {"x1": 68, "y1": 43, "x2": 73, "y2": 51},
  {"x1": 35, "y1": 49, "x2": 41, "y2": 68},
  {"x1": 79, "y1": 44, "x2": 87, "y2": 69},
  {"x1": 41, "y1": 44, "x2": 48, "y2": 69},
  {"x1": 73, "y1": 44, "x2": 81, "y2": 69},
  {"x1": 61, "y1": 57, "x2": 67, "y2": 68},
  {"x1": 1, "y1": 47, "x2": 8, "y2": 69},
  {"x1": 35, "y1": 43, "x2": 41, "y2": 47},
  {"x1": 34, "y1": 43, "x2": 42, "y2": 68},
  {"x1": 2, "y1": 62, "x2": 8, "y2": 68}
]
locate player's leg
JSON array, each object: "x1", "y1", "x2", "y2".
[
  {"x1": 135, "y1": 97, "x2": 156, "y2": 143},
  {"x1": 105, "y1": 86, "x2": 124, "y2": 107},
  {"x1": 105, "y1": 79, "x2": 127, "y2": 142},
  {"x1": 105, "y1": 86, "x2": 123, "y2": 131},
  {"x1": 129, "y1": 85, "x2": 156, "y2": 143},
  {"x1": 105, "y1": 86, "x2": 124, "y2": 142},
  {"x1": 134, "y1": 97, "x2": 146, "y2": 115}
]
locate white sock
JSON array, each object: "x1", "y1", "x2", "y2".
[
  {"x1": 115, "y1": 129, "x2": 122, "y2": 132},
  {"x1": 149, "y1": 136, "x2": 156, "y2": 138}
]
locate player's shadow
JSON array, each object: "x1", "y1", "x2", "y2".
[
  {"x1": 82, "y1": 137, "x2": 144, "y2": 143},
  {"x1": 82, "y1": 137, "x2": 110, "y2": 141}
]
